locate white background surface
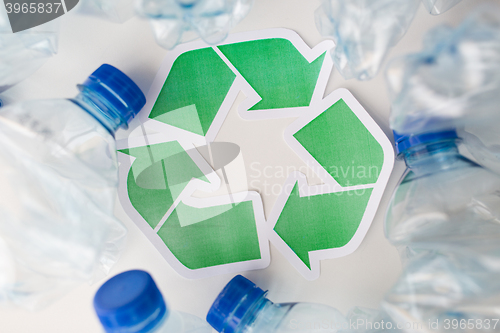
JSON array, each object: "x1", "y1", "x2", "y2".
[{"x1": 0, "y1": 0, "x2": 497, "y2": 332}]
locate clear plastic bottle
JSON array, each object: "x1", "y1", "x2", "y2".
[
  {"x1": 136, "y1": 0, "x2": 253, "y2": 50},
  {"x1": 315, "y1": 0, "x2": 420, "y2": 81},
  {"x1": 382, "y1": 130, "x2": 500, "y2": 332},
  {"x1": 315, "y1": 0, "x2": 464, "y2": 81},
  {"x1": 207, "y1": 275, "x2": 347, "y2": 333},
  {"x1": 0, "y1": 64, "x2": 146, "y2": 309},
  {"x1": 94, "y1": 270, "x2": 212, "y2": 333},
  {"x1": 386, "y1": 5, "x2": 500, "y2": 175}
]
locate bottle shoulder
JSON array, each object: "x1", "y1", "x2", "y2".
[
  {"x1": 155, "y1": 310, "x2": 212, "y2": 333},
  {"x1": 386, "y1": 156, "x2": 500, "y2": 244},
  {"x1": 249, "y1": 302, "x2": 345, "y2": 333},
  {"x1": 0, "y1": 99, "x2": 117, "y2": 183}
]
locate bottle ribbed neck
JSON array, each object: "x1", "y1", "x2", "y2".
[
  {"x1": 401, "y1": 139, "x2": 460, "y2": 175},
  {"x1": 71, "y1": 88, "x2": 127, "y2": 136}
]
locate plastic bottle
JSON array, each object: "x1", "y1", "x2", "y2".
[
  {"x1": 94, "y1": 270, "x2": 212, "y2": 333},
  {"x1": 207, "y1": 275, "x2": 348, "y2": 333},
  {"x1": 136, "y1": 0, "x2": 253, "y2": 50},
  {"x1": 381, "y1": 129, "x2": 500, "y2": 332},
  {"x1": 386, "y1": 5, "x2": 500, "y2": 174},
  {"x1": 315, "y1": 0, "x2": 463, "y2": 81},
  {"x1": 0, "y1": 64, "x2": 145, "y2": 309}
]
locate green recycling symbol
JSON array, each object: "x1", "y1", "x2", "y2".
[{"x1": 117, "y1": 29, "x2": 394, "y2": 280}]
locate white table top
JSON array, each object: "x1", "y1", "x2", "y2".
[{"x1": 0, "y1": 1, "x2": 494, "y2": 332}]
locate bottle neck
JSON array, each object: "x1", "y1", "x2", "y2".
[
  {"x1": 71, "y1": 87, "x2": 128, "y2": 136},
  {"x1": 235, "y1": 297, "x2": 273, "y2": 333},
  {"x1": 401, "y1": 139, "x2": 461, "y2": 175}
]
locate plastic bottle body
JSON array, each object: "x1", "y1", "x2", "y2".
[
  {"x1": 386, "y1": 5, "x2": 500, "y2": 175},
  {"x1": 0, "y1": 98, "x2": 126, "y2": 309},
  {"x1": 383, "y1": 139, "x2": 500, "y2": 331},
  {"x1": 315, "y1": 0, "x2": 420, "y2": 80},
  {"x1": 153, "y1": 310, "x2": 213, "y2": 333},
  {"x1": 241, "y1": 301, "x2": 347, "y2": 333}
]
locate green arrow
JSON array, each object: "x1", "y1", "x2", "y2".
[
  {"x1": 274, "y1": 182, "x2": 373, "y2": 269},
  {"x1": 120, "y1": 141, "x2": 208, "y2": 229},
  {"x1": 149, "y1": 47, "x2": 236, "y2": 135},
  {"x1": 294, "y1": 99, "x2": 384, "y2": 186},
  {"x1": 218, "y1": 38, "x2": 325, "y2": 110},
  {"x1": 157, "y1": 200, "x2": 261, "y2": 269}
]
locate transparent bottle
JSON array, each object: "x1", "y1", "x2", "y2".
[
  {"x1": 382, "y1": 130, "x2": 500, "y2": 332},
  {"x1": 207, "y1": 275, "x2": 347, "y2": 333},
  {"x1": 315, "y1": 0, "x2": 420, "y2": 81},
  {"x1": 0, "y1": 64, "x2": 146, "y2": 309},
  {"x1": 386, "y1": 5, "x2": 500, "y2": 176},
  {"x1": 94, "y1": 270, "x2": 212, "y2": 333}
]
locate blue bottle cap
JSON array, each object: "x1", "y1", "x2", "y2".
[
  {"x1": 393, "y1": 129, "x2": 458, "y2": 154},
  {"x1": 93, "y1": 270, "x2": 168, "y2": 333},
  {"x1": 80, "y1": 64, "x2": 146, "y2": 127},
  {"x1": 207, "y1": 275, "x2": 267, "y2": 333}
]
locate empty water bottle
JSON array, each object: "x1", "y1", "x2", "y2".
[
  {"x1": 0, "y1": 7, "x2": 58, "y2": 100},
  {"x1": 94, "y1": 270, "x2": 212, "y2": 333},
  {"x1": 381, "y1": 129, "x2": 500, "y2": 332},
  {"x1": 387, "y1": 5, "x2": 500, "y2": 174},
  {"x1": 315, "y1": 0, "x2": 464, "y2": 81},
  {"x1": 137, "y1": 0, "x2": 253, "y2": 50},
  {"x1": 0, "y1": 64, "x2": 145, "y2": 309},
  {"x1": 207, "y1": 275, "x2": 348, "y2": 333},
  {"x1": 315, "y1": 0, "x2": 420, "y2": 81}
]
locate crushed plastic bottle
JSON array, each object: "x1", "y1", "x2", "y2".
[
  {"x1": 421, "y1": 0, "x2": 462, "y2": 15},
  {"x1": 94, "y1": 270, "x2": 212, "y2": 333},
  {"x1": 0, "y1": 7, "x2": 58, "y2": 97},
  {"x1": 0, "y1": 64, "x2": 146, "y2": 310},
  {"x1": 136, "y1": 0, "x2": 253, "y2": 50},
  {"x1": 382, "y1": 129, "x2": 500, "y2": 332},
  {"x1": 315, "y1": 0, "x2": 420, "y2": 81},
  {"x1": 386, "y1": 5, "x2": 500, "y2": 174},
  {"x1": 315, "y1": 0, "x2": 463, "y2": 81},
  {"x1": 207, "y1": 275, "x2": 348, "y2": 333},
  {"x1": 77, "y1": 0, "x2": 136, "y2": 23}
]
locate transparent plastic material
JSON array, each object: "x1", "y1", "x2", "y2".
[
  {"x1": 421, "y1": 0, "x2": 462, "y2": 15},
  {"x1": 382, "y1": 139, "x2": 500, "y2": 332},
  {"x1": 150, "y1": 311, "x2": 212, "y2": 333},
  {"x1": 221, "y1": 300, "x2": 347, "y2": 333},
  {"x1": 0, "y1": 99, "x2": 126, "y2": 310},
  {"x1": 315, "y1": 0, "x2": 420, "y2": 80},
  {"x1": 207, "y1": 275, "x2": 348, "y2": 333},
  {"x1": 77, "y1": 0, "x2": 136, "y2": 23},
  {"x1": 386, "y1": 6, "x2": 500, "y2": 174},
  {"x1": 0, "y1": 7, "x2": 58, "y2": 94},
  {"x1": 137, "y1": 0, "x2": 253, "y2": 50}
]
